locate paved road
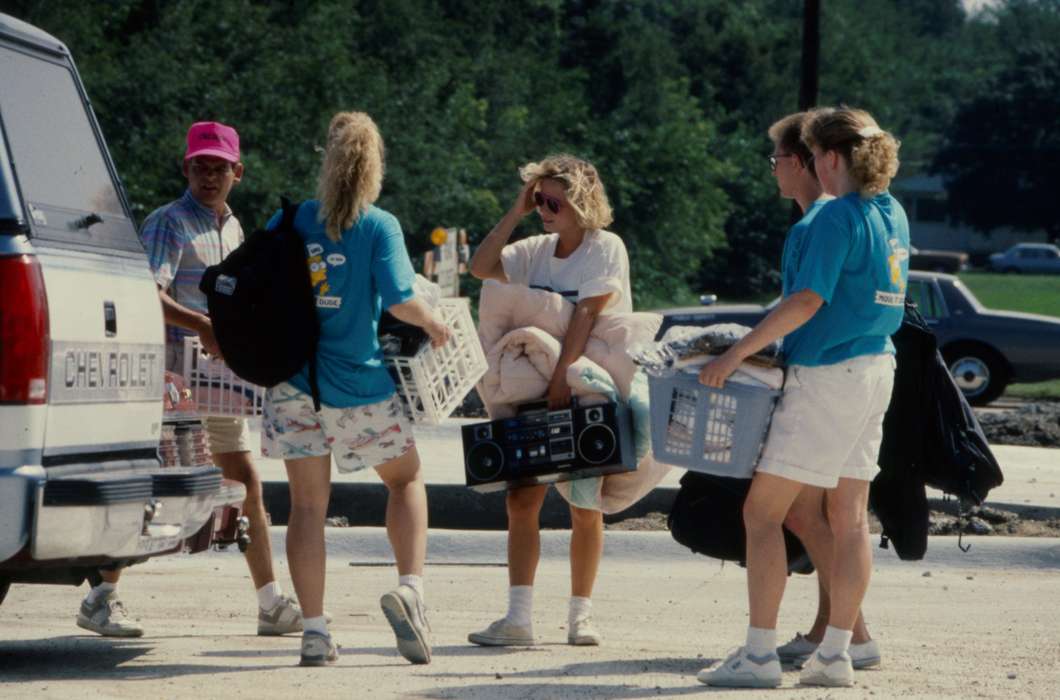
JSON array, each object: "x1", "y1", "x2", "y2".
[{"x1": 2, "y1": 529, "x2": 1058, "y2": 698}]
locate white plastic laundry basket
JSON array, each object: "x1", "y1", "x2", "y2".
[
  {"x1": 648, "y1": 371, "x2": 780, "y2": 478},
  {"x1": 386, "y1": 298, "x2": 487, "y2": 424},
  {"x1": 182, "y1": 337, "x2": 265, "y2": 417}
]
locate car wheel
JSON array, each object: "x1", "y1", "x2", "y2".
[
  {"x1": 943, "y1": 344, "x2": 1009, "y2": 406},
  {"x1": 0, "y1": 579, "x2": 9, "y2": 607}
]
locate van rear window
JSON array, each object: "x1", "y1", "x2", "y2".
[{"x1": 0, "y1": 44, "x2": 141, "y2": 253}]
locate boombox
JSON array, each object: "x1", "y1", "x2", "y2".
[{"x1": 462, "y1": 400, "x2": 636, "y2": 493}]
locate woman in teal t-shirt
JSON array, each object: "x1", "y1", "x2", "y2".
[
  {"x1": 697, "y1": 107, "x2": 909, "y2": 690},
  {"x1": 261, "y1": 112, "x2": 449, "y2": 668}
]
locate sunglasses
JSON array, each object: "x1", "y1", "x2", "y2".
[{"x1": 533, "y1": 191, "x2": 563, "y2": 215}]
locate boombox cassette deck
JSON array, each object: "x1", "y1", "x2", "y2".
[{"x1": 462, "y1": 401, "x2": 636, "y2": 493}]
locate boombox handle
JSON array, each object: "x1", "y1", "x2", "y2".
[{"x1": 516, "y1": 396, "x2": 581, "y2": 415}]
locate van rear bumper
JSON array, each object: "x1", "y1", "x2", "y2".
[{"x1": 28, "y1": 462, "x2": 236, "y2": 561}]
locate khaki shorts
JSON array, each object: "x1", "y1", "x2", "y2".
[
  {"x1": 756, "y1": 353, "x2": 896, "y2": 488},
  {"x1": 167, "y1": 342, "x2": 249, "y2": 455},
  {"x1": 203, "y1": 416, "x2": 250, "y2": 455}
]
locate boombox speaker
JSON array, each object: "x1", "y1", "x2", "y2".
[{"x1": 462, "y1": 400, "x2": 636, "y2": 493}]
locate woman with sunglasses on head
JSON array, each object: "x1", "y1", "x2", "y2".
[
  {"x1": 467, "y1": 154, "x2": 631, "y2": 648},
  {"x1": 697, "y1": 107, "x2": 907, "y2": 689}
]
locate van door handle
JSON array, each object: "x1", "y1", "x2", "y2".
[
  {"x1": 72, "y1": 212, "x2": 103, "y2": 230},
  {"x1": 104, "y1": 301, "x2": 117, "y2": 337}
]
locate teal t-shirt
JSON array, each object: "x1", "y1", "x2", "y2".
[
  {"x1": 267, "y1": 202, "x2": 415, "y2": 408},
  {"x1": 780, "y1": 198, "x2": 828, "y2": 298},
  {"x1": 781, "y1": 192, "x2": 910, "y2": 367}
]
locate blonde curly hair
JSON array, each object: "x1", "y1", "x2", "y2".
[
  {"x1": 316, "y1": 111, "x2": 385, "y2": 242},
  {"x1": 801, "y1": 107, "x2": 900, "y2": 197},
  {"x1": 519, "y1": 154, "x2": 613, "y2": 230}
]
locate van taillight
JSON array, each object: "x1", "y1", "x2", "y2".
[{"x1": 0, "y1": 255, "x2": 50, "y2": 404}]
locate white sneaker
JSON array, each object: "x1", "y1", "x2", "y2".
[
  {"x1": 697, "y1": 647, "x2": 782, "y2": 688},
  {"x1": 777, "y1": 632, "x2": 818, "y2": 664},
  {"x1": 76, "y1": 592, "x2": 143, "y2": 638},
  {"x1": 850, "y1": 638, "x2": 881, "y2": 669},
  {"x1": 380, "y1": 585, "x2": 432, "y2": 664},
  {"x1": 258, "y1": 595, "x2": 332, "y2": 636},
  {"x1": 568, "y1": 616, "x2": 602, "y2": 646},
  {"x1": 800, "y1": 649, "x2": 855, "y2": 687},
  {"x1": 258, "y1": 594, "x2": 303, "y2": 636},
  {"x1": 787, "y1": 635, "x2": 882, "y2": 670},
  {"x1": 468, "y1": 618, "x2": 535, "y2": 646},
  {"x1": 299, "y1": 631, "x2": 338, "y2": 667}
]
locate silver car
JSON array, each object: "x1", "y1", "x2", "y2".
[{"x1": 988, "y1": 243, "x2": 1060, "y2": 274}]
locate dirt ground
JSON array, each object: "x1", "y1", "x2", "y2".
[{"x1": 2, "y1": 530, "x2": 1059, "y2": 699}]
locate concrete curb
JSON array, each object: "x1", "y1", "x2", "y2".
[
  {"x1": 262, "y1": 481, "x2": 1060, "y2": 530},
  {"x1": 262, "y1": 482, "x2": 678, "y2": 529}
]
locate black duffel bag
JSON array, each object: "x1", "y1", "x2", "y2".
[{"x1": 668, "y1": 470, "x2": 812, "y2": 574}]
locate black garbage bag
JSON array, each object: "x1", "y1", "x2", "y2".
[
  {"x1": 871, "y1": 300, "x2": 1004, "y2": 560},
  {"x1": 869, "y1": 469, "x2": 929, "y2": 560},
  {"x1": 920, "y1": 349, "x2": 1004, "y2": 503},
  {"x1": 872, "y1": 301, "x2": 935, "y2": 559},
  {"x1": 668, "y1": 471, "x2": 812, "y2": 574}
]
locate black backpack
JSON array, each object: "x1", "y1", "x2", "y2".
[{"x1": 199, "y1": 198, "x2": 320, "y2": 410}]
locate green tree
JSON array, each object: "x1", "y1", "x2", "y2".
[
  {"x1": 933, "y1": 43, "x2": 1060, "y2": 241},
  {"x1": 9, "y1": 0, "x2": 1037, "y2": 305}
]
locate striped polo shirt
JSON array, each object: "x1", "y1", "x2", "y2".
[{"x1": 140, "y1": 189, "x2": 244, "y2": 344}]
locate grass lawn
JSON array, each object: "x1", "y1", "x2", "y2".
[
  {"x1": 1006, "y1": 379, "x2": 1060, "y2": 401},
  {"x1": 958, "y1": 271, "x2": 1060, "y2": 317},
  {"x1": 961, "y1": 271, "x2": 1060, "y2": 400}
]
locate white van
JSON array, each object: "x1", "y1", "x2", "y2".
[{"x1": 0, "y1": 13, "x2": 238, "y2": 608}]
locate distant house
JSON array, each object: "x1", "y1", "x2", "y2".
[{"x1": 891, "y1": 175, "x2": 1051, "y2": 256}]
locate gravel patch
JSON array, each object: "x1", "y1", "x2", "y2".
[{"x1": 976, "y1": 402, "x2": 1060, "y2": 448}]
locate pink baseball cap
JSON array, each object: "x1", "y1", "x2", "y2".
[{"x1": 184, "y1": 121, "x2": 240, "y2": 162}]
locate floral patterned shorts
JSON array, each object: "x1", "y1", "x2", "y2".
[{"x1": 262, "y1": 382, "x2": 415, "y2": 473}]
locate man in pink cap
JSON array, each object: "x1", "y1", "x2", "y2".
[{"x1": 76, "y1": 122, "x2": 310, "y2": 639}]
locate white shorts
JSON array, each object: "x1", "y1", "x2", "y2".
[
  {"x1": 756, "y1": 353, "x2": 896, "y2": 488},
  {"x1": 261, "y1": 382, "x2": 415, "y2": 473}
]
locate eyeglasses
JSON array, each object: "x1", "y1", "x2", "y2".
[
  {"x1": 768, "y1": 154, "x2": 795, "y2": 172},
  {"x1": 533, "y1": 191, "x2": 563, "y2": 215},
  {"x1": 768, "y1": 153, "x2": 813, "y2": 172}
]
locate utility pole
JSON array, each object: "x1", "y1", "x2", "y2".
[
  {"x1": 798, "y1": 0, "x2": 820, "y2": 111},
  {"x1": 792, "y1": 0, "x2": 821, "y2": 224}
]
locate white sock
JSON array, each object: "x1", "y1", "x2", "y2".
[
  {"x1": 818, "y1": 626, "x2": 853, "y2": 656},
  {"x1": 86, "y1": 581, "x2": 116, "y2": 604},
  {"x1": 399, "y1": 574, "x2": 424, "y2": 603},
  {"x1": 505, "y1": 585, "x2": 533, "y2": 628},
  {"x1": 256, "y1": 581, "x2": 283, "y2": 610},
  {"x1": 568, "y1": 596, "x2": 592, "y2": 624},
  {"x1": 302, "y1": 615, "x2": 328, "y2": 636},
  {"x1": 745, "y1": 626, "x2": 777, "y2": 656}
]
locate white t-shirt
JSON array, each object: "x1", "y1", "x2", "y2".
[{"x1": 500, "y1": 230, "x2": 633, "y2": 313}]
